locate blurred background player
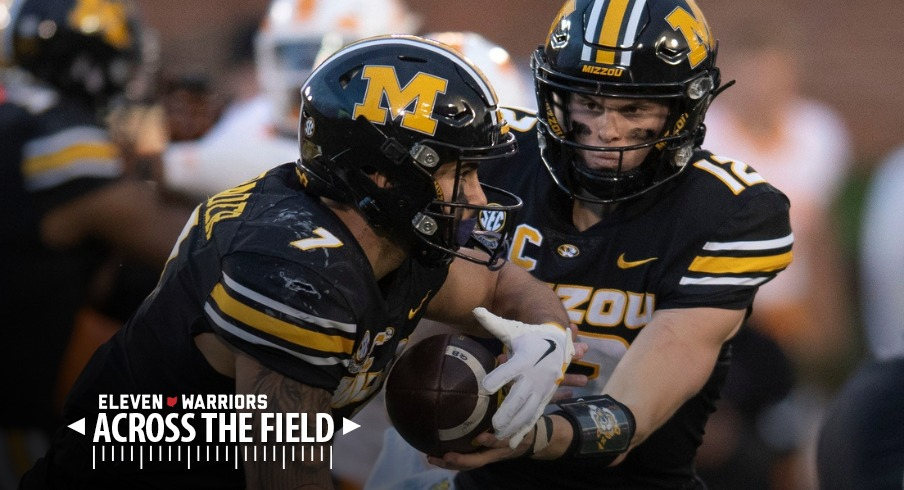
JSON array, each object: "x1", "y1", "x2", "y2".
[
  {"x1": 158, "y1": 72, "x2": 223, "y2": 143},
  {"x1": 423, "y1": 30, "x2": 534, "y2": 111},
  {"x1": 813, "y1": 144, "x2": 904, "y2": 490},
  {"x1": 158, "y1": 0, "x2": 537, "y2": 206},
  {"x1": 0, "y1": 0, "x2": 192, "y2": 485},
  {"x1": 703, "y1": 10, "x2": 854, "y2": 375},
  {"x1": 160, "y1": 0, "x2": 422, "y2": 201},
  {"x1": 699, "y1": 9, "x2": 856, "y2": 489}
]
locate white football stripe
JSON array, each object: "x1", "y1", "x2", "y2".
[
  {"x1": 204, "y1": 303, "x2": 342, "y2": 366},
  {"x1": 679, "y1": 276, "x2": 771, "y2": 286},
  {"x1": 582, "y1": 0, "x2": 608, "y2": 63},
  {"x1": 222, "y1": 273, "x2": 356, "y2": 334},
  {"x1": 437, "y1": 344, "x2": 493, "y2": 442},
  {"x1": 702, "y1": 233, "x2": 794, "y2": 251},
  {"x1": 620, "y1": 0, "x2": 648, "y2": 66}
]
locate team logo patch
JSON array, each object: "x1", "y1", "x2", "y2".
[
  {"x1": 352, "y1": 65, "x2": 449, "y2": 136},
  {"x1": 478, "y1": 205, "x2": 506, "y2": 232},
  {"x1": 354, "y1": 331, "x2": 371, "y2": 365},
  {"x1": 589, "y1": 404, "x2": 622, "y2": 450},
  {"x1": 303, "y1": 117, "x2": 315, "y2": 137},
  {"x1": 557, "y1": 244, "x2": 580, "y2": 258}
]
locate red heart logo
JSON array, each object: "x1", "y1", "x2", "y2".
[{"x1": 166, "y1": 396, "x2": 178, "y2": 407}]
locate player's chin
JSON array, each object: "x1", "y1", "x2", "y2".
[{"x1": 578, "y1": 156, "x2": 620, "y2": 173}]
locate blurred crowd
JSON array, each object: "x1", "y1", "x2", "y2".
[{"x1": 1, "y1": 0, "x2": 900, "y2": 489}]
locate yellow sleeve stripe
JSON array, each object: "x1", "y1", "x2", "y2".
[
  {"x1": 688, "y1": 251, "x2": 793, "y2": 274},
  {"x1": 22, "y1": 142, "x2": 119, "y2": 177},
  {"x1": 210, "y1": 283, "x2": 355, "y2": 355}
]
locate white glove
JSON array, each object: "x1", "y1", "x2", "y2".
[{"x1": 474, "y1": 307, "x2": 574, "y2": 449}]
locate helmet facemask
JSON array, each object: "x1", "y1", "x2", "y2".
[
  {"x1": 409, "y1": 141, "x2": 522, "y2": 269},
  {"x1": 363, "y1": 123, "x2": 521, "y2": 269}
]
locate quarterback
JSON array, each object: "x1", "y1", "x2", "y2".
[{"x1": 428, "y1": 0, "x2": 794, "y2": 489}]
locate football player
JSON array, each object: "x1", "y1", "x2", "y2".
[
  {"x1": 162, "y1": 0, "x2": 422, "y2": 200},
  {"x1": 815, "y1": 146, "x2": 904, "y2": 489},
  {"x1": 0, "y1": 0, "x2": 191, "y2": 476},
  {"x1": 421, "y1": 0, "x2": 793, "y2": 489},
  {"x1": 20, "y1": 36, "x2": 575, "y2": 489}
]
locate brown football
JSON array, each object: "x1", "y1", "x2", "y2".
[{"x1": 384, "y1": 333, "x2": 499, "y2": 456}]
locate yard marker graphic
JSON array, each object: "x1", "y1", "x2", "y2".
[
  {"x1": 73, "y1": 394, "x2": 362, "y2": 471},
  {"x1": 69, "y1": 418, "x2": 86, "y2": 435}
]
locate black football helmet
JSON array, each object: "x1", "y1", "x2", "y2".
[
  {"x1": 296, "y1": 35, "x2": 521, "y2": 269},
  {"x1": 0, "y1": 0, "x2": 142, "y2": 102},
  {"x1": 534, "y1": 0, "x2": 722, "y2": 203}
]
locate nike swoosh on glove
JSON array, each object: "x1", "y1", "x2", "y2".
[{"x1": 474, "y1": 307, "x2": 575, "y2": 449}]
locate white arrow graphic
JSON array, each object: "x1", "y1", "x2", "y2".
[
  {"x1": 68, "y1": 418, "x2": 86, "y2": 435},
  {"x1": 342, "y1": 417, "x2": 360, "y2": 435}
]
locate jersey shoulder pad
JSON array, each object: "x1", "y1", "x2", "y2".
[
  {"x1": 685, "y1": 149, "x2": 789, "y2": 204},
  {"x1": 208, "y1": 250, "x2": 359, "y2": 384},
  {"x1": 673, "y1": 150, "x2": 793, "y2": 299}
]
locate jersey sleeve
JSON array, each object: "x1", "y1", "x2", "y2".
[
  {"x1": 204, "y1": 251, "x2": 358, "y2": 391},
  {"x1": 663, "y1": 189, "x2": 794, "y2": 310},
  {"x1": 22, "y1": 119, "x2": 122, "y2": 214}
]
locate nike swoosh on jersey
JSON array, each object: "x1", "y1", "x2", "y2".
[
  {"x1": 617, "y1": 253, "x2": 658, "y2": 269},
  {"x1": 533, "y1": 339, "x2": 558, "y2": 366},
  {"x1": 408, "y1": 290, "x2": 432, "y2": 320}
]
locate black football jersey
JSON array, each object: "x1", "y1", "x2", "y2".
[
  {"x1": 1, "y1": 95, "x2": 119, "y2": 429},
  {"x1": 56, "y1": 163, "x2": 448, "y2": 485},
  {"x1": 464, "y1": 108, "x2": 793, "y2": 489}
]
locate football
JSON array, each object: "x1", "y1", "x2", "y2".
[{"x1": 384, "y1": 333, "x2": 500, "y2": 456}]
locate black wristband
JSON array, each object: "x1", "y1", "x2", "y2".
[{"x1": 553, "y1": 394, "x2": 636, "y2": 459}]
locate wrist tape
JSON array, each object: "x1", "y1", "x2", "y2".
[
  {"x1": 526, "y1": 415, "x2": 553, "y2": 457},
  {"x1": 553, "y1": 395, "x2": 636, "y2": 459}
]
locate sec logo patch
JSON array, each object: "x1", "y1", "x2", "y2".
[{"x1": 478, "y1": 206, "x2": 506, "y2": 232}]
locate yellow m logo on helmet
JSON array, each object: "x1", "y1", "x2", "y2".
[
  {"x1": 353, "y1": 65, "x2": 449, "y2": 136},
  {"x1": 69, "y1": 0, "x2": 132, "y2": 50},
  {"x1": 665, "y1": 1, "x2": 714, "y2": 69}
]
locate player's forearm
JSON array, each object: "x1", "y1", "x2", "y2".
[
  {"x1": 236, "y1": 354, "x2": 336, "y2": 489},
  {"x1": 490, "y1": 261, "x2": 569, "y2": 327},
  {"x1": 530, "y1": 414, "x2": 575, "y2": 460},
  {"x1": 602, "y1": 308, "x2": 743, "y2": 447}
]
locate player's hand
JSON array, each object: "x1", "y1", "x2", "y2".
[
  {"x1": 427, "y1": 428, "x2": 531, "y2": 471},
  {"x1": 556, "y1": 324, "x2": 588, "y2": 400},
  {"x1": 474, "y1": 307, "x2": 575, "y2": 449},
  {"x1": 494, "y1": 345, "x2": 588, "y2": 401}
]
